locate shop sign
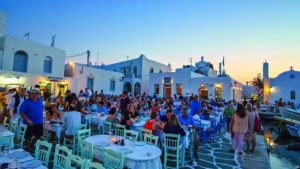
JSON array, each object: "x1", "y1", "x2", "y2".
[{"x1": 48, "y1": 76, "x2": 62, "y2": 82}]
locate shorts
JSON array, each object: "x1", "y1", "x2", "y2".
[{"x1": 25, "y1": 124, "x2": 44, "y2": 139}]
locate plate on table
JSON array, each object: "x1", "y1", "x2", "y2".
[
  {"x1": 118, "y1": 148, "x2": 131, "y2": 155},
  {"x1": 21, "y1": 159, "x2": 42, "y2": 168},
  {"x1": 134, "y1": 141, "x2": 146, "y2": 146},
  {"x1": 95, "y1": 142, "x2": 110, "y2": 147}
]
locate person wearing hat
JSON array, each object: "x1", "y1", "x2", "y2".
[
  {"x1": 178, "y1": 106, "x2": 200, "y2": 160},
  {"x1": 20, "y1": 88, "x2": 44, "y2": 151}
]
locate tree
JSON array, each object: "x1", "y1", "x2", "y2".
[{"x1": 250, "y1": 73, "x2": 264, "y2": 90}]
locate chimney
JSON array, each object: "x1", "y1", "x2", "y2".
[
  {"x1": 219, "y1": 62, "x2": 222, "y2": 75},
  {"x1": 201, "y1": 56, "x2": 204, "y2": 62},
  {"x1": 87, "y1": 50, "x2": 91, "y2": 67}
]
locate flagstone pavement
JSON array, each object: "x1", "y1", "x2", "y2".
[{"x1": 179, "y1": 133, "x2": 271, "y2": 169}]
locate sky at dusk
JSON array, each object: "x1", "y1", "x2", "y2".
[{"x1": 1, "y1": 0, "x2": 300, "y2": 83}]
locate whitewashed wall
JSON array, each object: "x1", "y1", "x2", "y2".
[
  {"x1": 149, "y1": 69, "x2": 244, "y2": 101},
  {"x1": 1, "y1": 36, "x2": 66, "y2": 78},
  {"x1": 66, "y1": 64, "x2": 124, "y2": 95},
  {"x1": 269, "y1": 70, "x2": 300, "y2": 106},
  {"x1": 103, "y1": 55, "x2": 171, "y2": 94},
  {"x1": 0, "y1": 12, "x2": 6, "y2": 37},
  {"x1": 140, "y1": 55, "x2": 171, "y2": 94}
]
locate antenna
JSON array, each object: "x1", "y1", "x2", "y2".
[
  {"x1": 97, "y1": 52, "x2": 99, "y2": 65},
  {"x1": 189, "y1": 57, "x2": 192, "y2": 66}
]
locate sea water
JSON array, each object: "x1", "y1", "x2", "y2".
[{"x1": 270, "y1": 153, "x2": 299, "y2": 169}]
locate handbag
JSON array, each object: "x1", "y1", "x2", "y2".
[
  {"x1": 229, "y1": 114, "x2": 235, "y2": 132},
  {"x1": 254, "y1": 113, "x2": 262, "y2": 133}
]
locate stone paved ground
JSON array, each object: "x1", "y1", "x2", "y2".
[{"x1": 178, "y1": 133, "x2": 271, "y2": 169}]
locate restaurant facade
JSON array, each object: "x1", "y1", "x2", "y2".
[
  {"x1": 149, "y1": 57, "x2": 244, "y2": 101},
  {"x1": 0, "y1": 12, "x2": 68, "y2": 94}
]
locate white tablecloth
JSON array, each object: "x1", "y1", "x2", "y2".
[
  {"x1": 182, "y1": 130, "x2": 190, "y2": 148},
  {"x1": 44, "y1": 122, "x2": 64, "y2": 140},
  {"x1": 0, "y1": 149, "x2": 47, "y2": 169},
  {"x1": 84, "y1": 114, "x2": 108, "y2": 127},
  {"x1": 85, "y1": 135, "x2": 162, "y2": 169},
  {"x1": 131, "y1": 121, "x2": 146, "y2": 132},
  {"x1": 0, "y1": 125, "x2": 14, "y2": 149},
  {"x1": 193, "y1": 115, "x2": 212, "y2": 131}
]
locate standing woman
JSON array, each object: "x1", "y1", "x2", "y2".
[
  {"x1": 230, "y1": 104, "x2": 248, "y2": 154},
  {"x1": 246, "y1": 103, "x2": 257, "y2": 153}
]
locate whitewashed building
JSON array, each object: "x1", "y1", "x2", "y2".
[
  {"x1": 0, "y1": 12, "x2": 67, "y2": 94},
  {"x1": 64, "y1": 63, "x2": 124, "y2": 95},
  {"x1": 149, "y1": 56, "x2": 244, "y2": 101},
  {"x1": 263, "y1": 61, "x2": 300, "y2": 105},
  {"x1": 101, "y1": 54, "x2": 171, "y2": 95}
]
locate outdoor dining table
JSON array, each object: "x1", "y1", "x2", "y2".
[
  {"x1": 44, "y1": 120, "x2": 65, "y2": 141},
  {"x1": 85, "y1": 135, "x2": 162, "y2": 169},
  {"x1": 131, "y1": 120, "x2": 146, "y2": 132},
  {"x1": 0, "y1": 125, "x2": 14, "y2": 149},
  {"x1": 0, "y1": 148, "x2": 47, "y2": 169},
  {"x1": 193, "y1": 115, "x2": 212, "y2": 131},
  {"x1": 83, "y1": 113, "x2": 108, "y2": 127}
]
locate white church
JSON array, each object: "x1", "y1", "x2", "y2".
[
  {"x1": 263, "y1": 61, "x2": 300, "y2": 106},
  {"x1": 149, "y1": 56, "x2": 244, "y2": 101}
]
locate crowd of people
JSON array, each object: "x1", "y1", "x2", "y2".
[{"x1": 0, "y1": 86, "x2": 262, "y2": 156}]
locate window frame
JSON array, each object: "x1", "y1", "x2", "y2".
[
  {"x1": 291, "y1": 90, "x2": 296, "y2": 100},
  {"x1": 154, "y1": 84, "x2": 160, "y2": 95},
  {"x1": 43, "y1": 56, "x2": 53, "y2": 73},
  {"x1": 13, "y1": 50, "x2": 28, "y2": 72},
  {"x1": 87, "y1": 78, "x2": 94, "y2": 90},
  {"x1": 110, "y1": 80, "x2": 116, "y2": 91}
]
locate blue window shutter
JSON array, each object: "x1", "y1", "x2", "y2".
[
  {"x1": 43, "y1": 56, "x2": 52, "y2": 73},
  {"x1": 13, "y1": 51, "x2": 28, "y2": 72}
]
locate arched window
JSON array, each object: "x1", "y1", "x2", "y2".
[
  {"x1": 43, "y1": 56, "x2": 52, "y2": 73},
  {"x1": 150, "y1": 67, "x2": 154, "y2": 74},
  {"x1": 134, "y1": 83, "x2": 141, "y2": 96},
  {"x1": 13, "y1": 51, "x2": 28, "y2": 72}
]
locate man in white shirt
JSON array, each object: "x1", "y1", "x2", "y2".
[
  {"x1": 61, "y1": 104, "x2": 82, "y2": 136},
  {"x1": 8, "y1": 88, "x2": 27, "y2": 117}
]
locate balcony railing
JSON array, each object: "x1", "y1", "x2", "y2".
[{"x1": 124, "y1": 74, "x2": 142, "y2": 78}]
